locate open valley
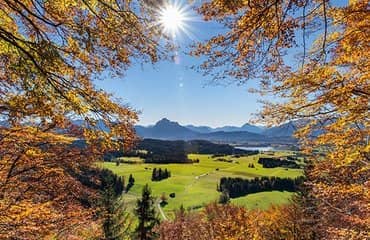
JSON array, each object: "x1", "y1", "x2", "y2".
[{"x1": 103, "y1": 152, "x2": 304, "y2": 219}]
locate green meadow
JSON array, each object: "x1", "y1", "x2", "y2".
[{"x1": 103, "y1": 152, "x2": 303, "y2": 219}]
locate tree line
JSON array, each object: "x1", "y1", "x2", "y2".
[
  {"x1": 218, "y1": 176, "x2": 304, "y2": 198},
  {"x1": 103, "y1": 139, "x2": 258, "y2": 164},
  {"x1": 151, "y1": 168, "x2": 171, "y2": 181},
  {"x1": 258, "y1": 157, "x2": 301, "y2": 169}
]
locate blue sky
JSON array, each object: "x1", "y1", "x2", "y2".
[{"x1": 95, "y1": 0, "x2": 347, "y2": 127}]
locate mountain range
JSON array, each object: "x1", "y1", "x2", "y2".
[
  {"x1": 135, "y1": 118, "x2": 299, "y2": 144},
  {"x1": 0, "y1": 118, "x2": 299, "y2": 144}
]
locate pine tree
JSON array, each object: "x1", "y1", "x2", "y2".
[
  {"x1": 121, "y1": 176, "x2": 126, "y2": 192},
  {"x1": 134, "y1": 184, "x2": 159, "y2": 240},
  {"x1": 101, "y1": 187, "x2": 131, "y2": 240},
  {"x1": 100, "y1": 171, "x2": 131, "y2": 240},
  {"x1": 126, "y1": 174, "x2": 135, "y2": 192},
  {"x1": 129, "y1": 174, "x2": 135, "y2": 185},
  {"x1": 151, "y1": 168, "x2": 157, "y2": 181},
  {"x1": 116, "y1": 176, "x2": 124, "y2": 194}
]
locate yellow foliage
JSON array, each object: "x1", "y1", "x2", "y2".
[
  {"x1": 0, "y1": 0, "x2": 164, "y2": 238},
  {"x1": 193, "y1": 0, "x2": 369, "y2": 238}
]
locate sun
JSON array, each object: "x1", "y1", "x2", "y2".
[
  {"x1": 160, "y1": 5, "x2": 184, "y2": 32},
  {"x1": 158, "y1": 2, "x2": 190, "y2": 38}
]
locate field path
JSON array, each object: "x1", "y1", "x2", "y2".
[
  {"x1": 184, "y1": 170, "x2": 213, "y2": 192},
  {"x1": 157, "y1": 201, "x2": 168, "y2": 220},
  {"x1": 184, "y1": 164, "x2": 238, "y2": 192}
]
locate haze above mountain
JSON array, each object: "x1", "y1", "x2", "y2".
[{"x1": 185, "y1": 122, "x2": 264, "y2": 134}]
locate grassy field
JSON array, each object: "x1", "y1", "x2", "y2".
[{"x1": 103, "y1": 152, "x2": 303, "y2": 219}]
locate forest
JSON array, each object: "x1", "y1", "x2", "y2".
[
  {"x1": 258, "y1": 157, "x2": 301, "y2": 169},
  {"x1": 104, "y1": 138, "x2": 257, "y2": 163},
  {"x1": 151, "y1": 168, "x2": 171, "y2": 181},
  {"x1": 218, "y1": 176, "x2": 305, "y2": 198}
]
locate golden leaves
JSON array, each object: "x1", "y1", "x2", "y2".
[
  {"x1": 194, "y1": 0, "x2": 369, "y2": 238},
  {"x1": 0, "y1": 126, "x2": 101, "y2": 238},
  {"x1": 0, "y1": 0, "x2": 164, "y2": 238},
  {"x1": 157, "y1": 202, "x2": 315, "y2": 240}
]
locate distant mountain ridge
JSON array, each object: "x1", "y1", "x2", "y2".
[
  {"x1": 135, "y1": 118, "x2": 299, "y2": 143},
  {"x1": 0, "y1": 118, "x2": 299, "y2": 144},
  {"x1": 135, "y1": 118, "x2": 198, "y2": 140}
]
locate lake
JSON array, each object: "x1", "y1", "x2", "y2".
[{"x1": 236, "y1": 146, "x2": 276, "y2": 152}]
